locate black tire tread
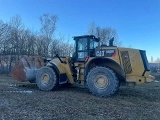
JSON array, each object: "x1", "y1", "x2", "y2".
[
  {"x1": 86, "y1": 66, "x2": 119, "y2": 97},
  {"x1": 36, "y1": 66, "x2": 58, "y2": 91}
]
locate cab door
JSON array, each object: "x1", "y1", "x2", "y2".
[{"x1": 76, "y1": 37, "x2": 88, "y2": 61}]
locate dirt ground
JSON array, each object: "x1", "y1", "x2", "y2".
[{"x1": 0, "y1": 75, "x2": 160, "y2": 120}]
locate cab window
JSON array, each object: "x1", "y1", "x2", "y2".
[
  {"x1": 78, "y1": 38, "x2": 87, "y2": 50},
  {"x1": 90, "y1": 39, "x2": 98, "y2": 49}
]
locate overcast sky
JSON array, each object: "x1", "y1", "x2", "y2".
[{"x1": 0, "y1": 0, "x2": 160, "y2": 61}]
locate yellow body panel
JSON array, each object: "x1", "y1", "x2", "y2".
[
  {"x1": 50, "y1": 58, "x2": 75, "y2": 84},
  {"x1": 118, "y1": 48, "x2": 144, "y2": 76},
  {"x1": 118, "y1": 47, "x2": 154, "y2": 84}
]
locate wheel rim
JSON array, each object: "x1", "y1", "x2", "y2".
[
  {"x1": 41, "y1": 73, "x2": 50, "y2": 84},
  {"x1": 94, "y1": 75, "x2": 108, "y2": 89}
]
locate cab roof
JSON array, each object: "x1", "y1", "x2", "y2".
[{"x1": 73, "y1": 35, "x2": 100, "y2": 42}]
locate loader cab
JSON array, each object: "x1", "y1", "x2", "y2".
[{"x1": 73, "y1": 35, "x2": 100, "y2": 62}]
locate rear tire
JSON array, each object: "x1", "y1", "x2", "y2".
[
  {"x1": 36, "y1": 66, "x2": 58, "y2": 91},
  {"x1": 86, "y1": 66, "x2": 119, "y2": 97}
]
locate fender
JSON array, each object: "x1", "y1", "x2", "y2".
[
  {"x1": 47, "y1": 62, "x2": 60, "y2": 73},
  {"x1": 47, "y1": 59, "x2": 68, "y2": 84},
  {"x1": 84, "y1": 57, "x2": 126, "y2": 80}
]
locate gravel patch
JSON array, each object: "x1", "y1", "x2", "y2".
[{"x1": 0, "y1": 75, "x2": 160, "y2": 120}]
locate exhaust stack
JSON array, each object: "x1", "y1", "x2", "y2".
[{"x1": 109, "y1": 37, "x2": 114, "y2": 46}]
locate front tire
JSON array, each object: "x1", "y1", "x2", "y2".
[
  {"x1": 36, "y1": 66, "x2": 58, "y2": 91},
  {"x1": 86, "y1": 66, "x2": 119, "y2": 97}
]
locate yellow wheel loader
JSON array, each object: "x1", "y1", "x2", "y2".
[{"x1": 11, "y1": 35, "x2": 154, "y2": 97}]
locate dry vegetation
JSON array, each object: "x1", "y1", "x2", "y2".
[{"x1": 0, "y1": 75, "x2": 160, "y2": 120}]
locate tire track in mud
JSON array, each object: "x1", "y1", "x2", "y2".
[{"x1": 0, "y1": 82, "x2": 33, "y2": 94}]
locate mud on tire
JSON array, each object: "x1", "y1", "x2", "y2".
[
  {"x1": 86, "y1": 66, "x2": 119, "y2": 97},
  {"x1": 36, "y1": 66, "x2": 58, "y2": 91}
]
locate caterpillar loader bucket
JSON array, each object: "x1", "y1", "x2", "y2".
[{"x1": 10, "y1": 56, "x2": 46, "y2": 82}]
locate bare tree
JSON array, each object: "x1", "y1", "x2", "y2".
[
  {"x1": 49, "y1": 35, "x2": 74, "y2": 57},
  {"x1": 39, "y1": 13, "x2": 58, "y2": 57},
  {"x1": 9, "y1": 15, "x2": 24, "y2": 58},
  {"x1": 49, "y1": 39, "x2": 60, "y2": 57},
  {"x1": 0, "y1": 14, "x2": 76, "y2": 74},
  {"x1": 155, "y1": 58, "x2": 160, "y2": 63},
  {"x1": 0, "y1": 20, "x2": 8, "y2": 42},
  {"x1": 150, "y1": 56, "x2": 154, "y2": 63},
  {"x1": 88, "y1": 22, "x2": 120, "y2": 46},
  {"x1": 0, "y1": 20, "x2": 15, "y2": 73}
]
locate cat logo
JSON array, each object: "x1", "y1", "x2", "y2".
[{"x1": 96, "y1": 49, "x2": 115, "y2": 57}]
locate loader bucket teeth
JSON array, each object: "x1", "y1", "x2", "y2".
[{"x1": 10, "y1": 56, "x2": 45, "y2": 82}]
